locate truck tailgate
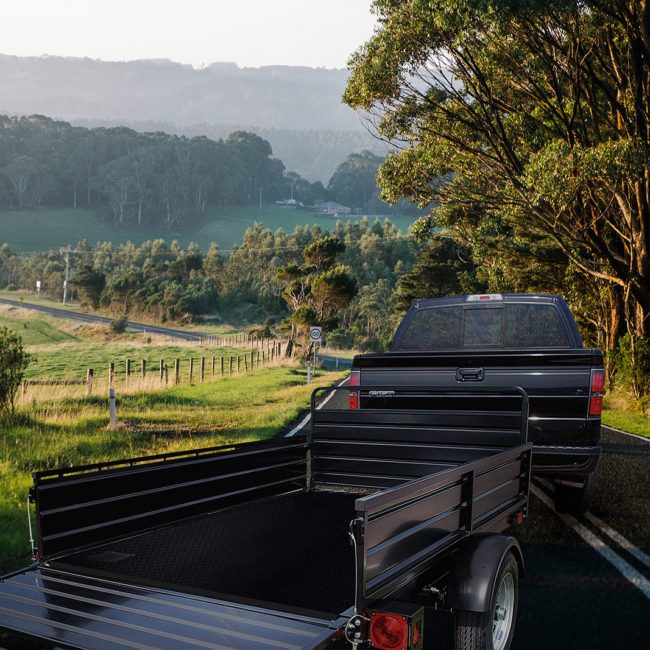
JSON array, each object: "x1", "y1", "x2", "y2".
[
  {"x1": 0, "y1": 566, "x2": 342, "y2": 650},
  {"x1": 355, "y1": 351, "x2": 598, "y2": 445}
]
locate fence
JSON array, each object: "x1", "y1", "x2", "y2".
[{"x1": 21, "y1": 341, "x2": 288, "y2": 401}]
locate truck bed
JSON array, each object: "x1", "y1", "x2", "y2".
[{"x1": 53, "y1": 490, "x2": 361, "y2": 617}]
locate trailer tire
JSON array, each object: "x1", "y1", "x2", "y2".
[
  {"x1": 455, "y1": 552, "x2": 519, "y2": 650},
  {"x1": 553, "y1": 474, "x2": 594, "y2": 515}
]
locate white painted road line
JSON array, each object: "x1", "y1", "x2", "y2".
[
  {"x1": 602, "y1": 425, "x2": 650, "y2": 443},
  {"x1": 285, "y1": 377, "x2": 349, "y2": 437},
  {"x1": 531, "y1": 485, "x2": 650, "y2": 600},
  {"x1": 536, "y1": 478, "x2": 650, "y2": 571}
]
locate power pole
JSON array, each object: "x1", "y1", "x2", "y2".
[
  {"x1": 61, "y1": 247, "x2": 71, "y2": 305},
  {"x1": 60, "y1": 247, "x2": 79, "y2": 305}
]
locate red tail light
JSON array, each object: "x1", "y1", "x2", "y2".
[
  {"x1": 591, "y1": 369, "x2": 605, "y2": 393},
  {"x1": 369, "y1": 613, "x2": 407, "y2": 650},
  {"x1": 349, "y1": 370, "x2": 360, "y2": 410},
  {"x1": 589, "y1": 396, "x2": 603, "y2": 416},
  {"x1": 589, "y1": 369, "x2": 605, "y2": 417}
]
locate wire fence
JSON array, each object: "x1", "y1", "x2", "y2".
[{"x1": 21, "y1": 341, "x2": 288, "y2": 402}]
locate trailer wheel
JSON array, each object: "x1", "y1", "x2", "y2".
[
  {"x1": 553, "y1": 474, "x2": 594, "y2": 515},
  {"x1": 455, "y1": 552, "x2": 519, "y2": 650}
]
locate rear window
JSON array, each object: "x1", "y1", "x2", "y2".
[{"x1": 397, "y1": 303, "x2": 571, "y2": 350}]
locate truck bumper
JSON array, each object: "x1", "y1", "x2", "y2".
[{"x1": 531, "y1": 445, "x2": 601, "y2": 480}]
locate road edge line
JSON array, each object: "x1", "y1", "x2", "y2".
[
  {"x1": 285, "y1": 376, "x2": 349, "y2": 437},
  {"x1": 536, "y1": 478, "x2": 650, "y2": 571},
  {"x1": 601, "y1": 424, "x2": 650, "y2": 443},
  {"x1": 530, "y1": 485, "x2": 650, "y2": 600}
]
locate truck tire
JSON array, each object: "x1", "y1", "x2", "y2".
[
  {"x1": 455, "y1": 552, "x2": 519, "y2": 650},
  {"x1": 553, "y1": 474, "x2": 594, "y2": 515}
]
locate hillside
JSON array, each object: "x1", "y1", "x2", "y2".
[{"x1": 0, "y1": 55, "x2": 385, "y2": 180}]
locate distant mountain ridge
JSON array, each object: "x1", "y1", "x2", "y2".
[
  {"x1": 0, "y1": 54, "x2": 384, "y2": 181},
  {"x1": 0, "y1": 54, "x2": 359, "y2": 129}
]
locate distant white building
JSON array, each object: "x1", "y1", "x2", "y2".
[{"x1": 319, "y1": 201, "x2": 352, "y2": 215}]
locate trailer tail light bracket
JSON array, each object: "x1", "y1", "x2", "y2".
[
  {"x1": 589, "y1": 369, "x2": 605, "y2": 417},
  {"x1": 369, "y1": 602, "x2": 424, "y2": 650}
]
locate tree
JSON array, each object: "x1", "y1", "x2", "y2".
[
  {"x1": 328, "y1": 150, "x2": 383, "y2": 209},
  {"x1": 276, "y1": 236, "x2": 357, "y2": 356},
  {"x1": 0, "y1": 327, "x2": 30, "y2": 416},
  {"x1": 72, "y1": 266, "x2": 106, "y2": 308},
  {"x1": 345, "y1": 0, "x2": 650, "y2": 378}
]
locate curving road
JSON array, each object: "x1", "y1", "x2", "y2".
[{"x1": 0, "y1": 297, "x2": 205, "y2": 341}]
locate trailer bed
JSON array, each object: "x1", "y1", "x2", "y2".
[{"x1": 53, "y1": 490, "x2": 360, "y2": 618}]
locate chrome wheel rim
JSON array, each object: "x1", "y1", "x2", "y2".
[{"x1": 492, "y1": 572, "x2": 515, "y2": 650}]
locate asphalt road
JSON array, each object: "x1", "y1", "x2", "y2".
[
  {"x1": 0, "y1": 297, "x2": 205, "y2": 340},
  {"x1": 296, "y1": 389, "x2": 650, "y2": 649}
]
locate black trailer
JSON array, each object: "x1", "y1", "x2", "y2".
[{"x1": 0, "y1": 385, "x2": 532, "y2": 650}]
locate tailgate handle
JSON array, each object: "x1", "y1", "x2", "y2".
[{"x1": 456, "y1": 367, "x2": 484, "y2": 382}]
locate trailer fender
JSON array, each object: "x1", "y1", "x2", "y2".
[{"x1": 447, "y1": 533, "x2": 524, "y2": 613}]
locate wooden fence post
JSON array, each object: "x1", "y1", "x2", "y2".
[
  {"x1": 86, "y1": 368, "x2": 94, "y2": 394},
  {"x1": 189, "y1": 358, "x2": 194, "y2": 383},
  {"x1": 257, "y1": 350, "x2": 260, "y2": 366},
  {"x1": 212, "y1": 355, "x2": 216, "y2": 377},
  {"x1": 229, "y1": 356, "x2": 233, "y2": 375},
  {"x1": 220, "y1": 357, "x2": 224, "y2": 377},
  {"x1": 251, "y1": 350, "x2": 255, "y2": 370},
  {"x1": 237, "y1": 356, "x2": 241, "y2": 373},
  {"x1": 174, "y1": 359, "x2": 180, "y2": 385},
  {"x1": 159, "y1": 360, "x2": 165, "y2": 384},
  {"x1": 108, "y1": 362, "x2": 115, "y2": 387},
  {"x1": 200, "y1": 357, "x2": 205, "y2": 382},
  {"x1": 141, "y1": 360, "x2": 146, "y2": 382}
]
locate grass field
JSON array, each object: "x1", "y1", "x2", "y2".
[
  {"x1": 602, "y1": 409, "x2": 650, "y2": 438},
  {"x1": 0, "y1": 206, "x2": 417, "y2": 253},
  {"x1": 0, "y1": 364, "x2": 344, "y2": 573},
  {"x1": 0, "y1": 306, "x2": 250, "y2": 385}
]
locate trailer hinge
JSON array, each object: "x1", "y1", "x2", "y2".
[{"x1": 349, "y1": 517, "x2": 364, "y2": 546}]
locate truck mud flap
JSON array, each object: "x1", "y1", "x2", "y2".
[{"x1": 0, "y1": 566, "x2": 343, "y2": 650}]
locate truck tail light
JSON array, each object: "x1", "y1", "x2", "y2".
[
  {"x1": 369, "y1": 613, "x2": 407, "y2": 649},
  {"x1": 589, "y1": 369, "x2": 605, "y2": 417},
  {"x1": 368, "y1": 604, "x2": 424, "y2": 649},
  {"x1": 349, "y1": 370, "x2": 360, "y2": 410}
]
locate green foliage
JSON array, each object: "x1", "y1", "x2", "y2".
[
  {"x1": 109, "y1": 316, "x2": 128, "y2": 334},
  {"x1": 0, "y1": 115, "x2": 287, "y2": 225},
  {"x1": 72, "y1": 266, "x2": 106, "y2": 308},
  {"x1": 0, "y1": 327, "x2": 30, "y2": 415},
  {"x1": 612, "y1": 335, "x2": 650, "y2": 400},
  {"x1": 344, "y1": 0, "x2": 650, "y2": 392},
  {"x1": 393, "y1": 237, "x2": 478, "y2": 312}
]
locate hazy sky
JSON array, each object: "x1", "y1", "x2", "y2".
[{"x1": 0, "y1": 0, "x2": 377, "y2": 68}]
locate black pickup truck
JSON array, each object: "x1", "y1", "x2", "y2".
[
  {"x1": 350, "y1": 293, "x2": 605, "y2": 514},
  {"x1": 0, "y1": 385, "x2": 532, "y2": 650}
]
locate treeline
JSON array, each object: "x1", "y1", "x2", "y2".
[
  {"x1": 0, "y1": 219, "x2": 419, "y2": 350},
  {"x1": 0, "y1": 115, "x2": 293, "y2": 227},
  {"x1": 0, "y1": 115, "x2": 418, "y2": 229}
]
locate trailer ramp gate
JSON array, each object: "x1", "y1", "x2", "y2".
[
  {"x1": 310, "y1": 385, "x2": 531, "y2": 609},
  {"x1": 0, "y1": 566, "x2": 342, "y2": 650}
]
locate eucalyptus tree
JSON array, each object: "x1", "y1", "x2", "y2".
[{"x1": 345, "y1": 0, "x2": 650, "y2": 366}]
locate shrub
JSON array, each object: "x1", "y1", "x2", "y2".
[
  {"x1": 109, "y1": 316, "x2": 129, "y2": 334},
  {"x1": 0, "y1": 327, "x2": 31, "y2": 415}
]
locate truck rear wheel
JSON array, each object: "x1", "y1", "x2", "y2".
[
  {"x1": 553, "y1": 474, "x2": 594, "y2": 515},
  {"x1": 455, "y1": 552, "x2": 519, "y2": 650}
]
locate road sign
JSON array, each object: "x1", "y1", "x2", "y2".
[{"x1": 309, "y1": 326, "x2": 322, "y2": 344}]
